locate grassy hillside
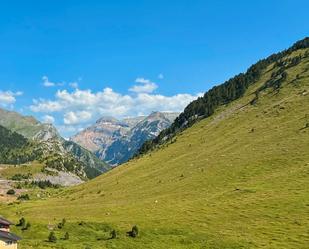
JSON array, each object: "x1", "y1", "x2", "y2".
[
  {"x1": 0, "y1": 46, "x2": 308, "y2": 249},
  {"x1": 0, "y1": 162, "x2": 43, "y2": 179},
  {"x1": 0, "y1": 125, "x2": 39, "y2": 164},
  {"x1": 138, "y1": 37, "x2": 309, "y2": 156}
]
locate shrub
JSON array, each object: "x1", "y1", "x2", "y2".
[
  {"x1": 31, "y1": 180, "x2": 60, "y2": 189},
  {"x1": 48, "y1": 231, "x2": 57, "y2": 242},
  {"x1": 10, "y1": 173, "x2": 31, "y2": 181},
  {"x1": 6, "y1": 189, "x2": 15, "y2": 195},
  {"x1": 22, "y1": 222, "x2": 31, "y2": 230},
  {"x1": 131, "y1": 225, "x2": 139, "y2": 237},
  {"x1": 127, "y1": 225, "x2": 139, "y2": 238},
  {"x1": 64, "y1": 232, "x2": 69, "y2": 240},
  {"x1": 26, "y1": 222, "x2": 31, "y2": 229},
  {"x1": 16, "y1": 217, "x2": 26, "y2": 227},
  {"x1": 110, "y1": 229, "x2": 117, "y2": 239},
  {"x1": 17, "y1": 194, "x2": 30, "y2": 201}
]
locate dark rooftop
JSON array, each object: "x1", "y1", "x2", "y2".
[
  {"x1": 0, "y1": 217, "x2": 13, "y2": 226},
  {"x1": 0, "y1": 231, "x2": 21, "y2": 241}
]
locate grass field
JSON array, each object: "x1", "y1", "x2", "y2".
[
  {"x1": 0, "y1": 49, "x2": 308, "y2": 248},
  {"x1": 0, "y1": 161, "x2": 43, "y2": 179}
]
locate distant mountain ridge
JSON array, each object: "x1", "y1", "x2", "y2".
[
  {"x1": 71, "y1": 112, "x2": 179, "y2": 165},
  {"x1": 0, "y1": 108, "x2": 110, "y2": 179}
]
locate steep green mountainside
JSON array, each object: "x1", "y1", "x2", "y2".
[
  {"x1": 0, "y1": 125, "x2": 28, "y2": 149},
  {"x1": 62, "y1": 140, "x2": 111, "y2": 179},
  {"x1": 138, "y1": 37, "x2": 309, "y2": 156},
  {"x1": 0, "y1": 125, "x2": 39, "y2": 164},
  {"x1": 1, "y1": 41, "x2": 309, "y2": 248},
  {"x1": 0, "y1": 109, "x2": 110, "y2": 178}
]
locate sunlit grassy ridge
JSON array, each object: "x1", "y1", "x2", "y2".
[{"x1": 1, "y1": 48, "x2": 309, "y2": 249}]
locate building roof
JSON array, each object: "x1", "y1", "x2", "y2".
[
  {"x1": 0, "y1": 217, "x2": 13, "y2": 226},
  {"x1": 0, "y1": 231, "x2": 21, "y2": 241}
]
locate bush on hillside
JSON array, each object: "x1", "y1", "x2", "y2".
[
  {"x1": 6, "y1": 189, "x2": 15, "y2": 195},
  {"x1": 17, "y1": 194, "x2": 30, "y2": 201},
  {"x1": 22, "y1": 222, "x2": 31, "y2": 231},
  {"x1": 48, "y1": 231, "x2": 57, "y2": 242},
  {"x1": 16, "y1": 217, "x2": 26, "y2": 227},
  {"x1": 127, "y1": 225, "x2": 139, "y2": 238},
  {"x1": 31, "y1": 180, "x2": 60, "y2": 189},
  {"x1": 58, "y1": 218, "x2": 66, "y2": 229},
  {"x1": 110, "y1": 229, "x2": 117, "y2": 239},
  {"x1": 64, "y1": 232, "x2": 69, "y2": 240},
  {"x1": 10, "y1": 173, "x2": 32, "y2": 181}
]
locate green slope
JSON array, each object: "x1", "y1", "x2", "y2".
[
  {"x1": 1, "y1": 43, "x2": 309, "y2": 249},
  {"x1": 0, "y1": 125, "x2": 38, "y2": 164},
  {"x1": 138, "y1": 37, "x2": 309, "y2": 156}
]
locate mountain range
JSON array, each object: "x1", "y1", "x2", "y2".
[
  {"x1": 71, "y1": 111, "x2": 179, "y2": 165},
  {"x1": 0, "y1": 108, "x2": 110, "y2": 180}
]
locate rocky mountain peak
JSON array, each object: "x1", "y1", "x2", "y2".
[{"x1": 71, "y1": 111, "x2": 179, "y2": 165}]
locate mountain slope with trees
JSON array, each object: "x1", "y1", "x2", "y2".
[
  {"x1": 0, "y1": 109, "x2": 110, "y2": 179},
  {"x1": 138, "y1": 37, "x2": 309, "y2": 156},
  {"x1": 0, "y1": 125, "x2": 38, "y2": 164}
]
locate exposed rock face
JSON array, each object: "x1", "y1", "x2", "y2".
[
  {"x1": 71, "y1": 112, "x2": 179, "y2": 165},
  {"x1": 33, "y1": 168, "x2": 84, "y2": 186},
  {"x1": 71, "y1": 117, "x2": 132, "y2": 153}
]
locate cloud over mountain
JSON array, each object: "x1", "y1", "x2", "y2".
[
  {"x1": 0, "y1": 90, "x2": 23, "y2": 107},
  {"x1": 30, "y1": 79, "x2": 201, "y2": 135},
  {"x1": 129, "y1": 78, "x2": 158, "y2": 93}
]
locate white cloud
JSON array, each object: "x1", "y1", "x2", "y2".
[
  {"x1": 42, "y1": 76, "x2": 65, "y2": 87},
  {"x1": 69, "y1": 82, "x2": 79, "y2": 89},
  {"x1": 158, "y1": 73, "x2": 164, "y2": 79},
  {"x1": 64, "y1": 111, "x2": 92, "y2": 125},
  {"x1": 15, "y1": 91, "x2": 23, "y2": 96},
  {"x1": 42, "y1": 76, "x2": 55, "y2": 87},
  {"x1": 42, "y1": 115, "x2": 55, "y2": 124},
  {"x1": 30, "y1": 84, "x2": 202, "y2": 131},
  {"x1": 0, "y1": 90, "x2": 23, "y2": 107},
  {"x1": 129, "y1": 78, "x2": 158, "y2": 93}
]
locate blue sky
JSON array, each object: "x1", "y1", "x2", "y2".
[{"x1": 0, "y1": 0, "x2": 308, "y2": 137}]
